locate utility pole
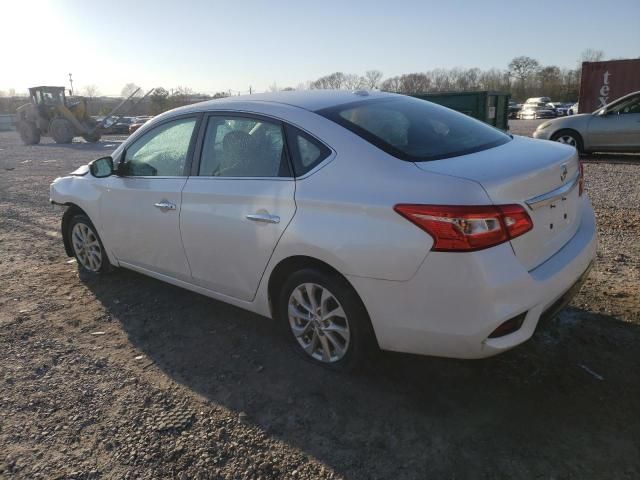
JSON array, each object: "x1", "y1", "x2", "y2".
[{"x1": 68, "y1": 73, "x2": 74, "y2": 96}]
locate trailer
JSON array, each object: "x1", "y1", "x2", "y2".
[{"x1": 578, "y1": 59, "x2": 640, "y2": 113}]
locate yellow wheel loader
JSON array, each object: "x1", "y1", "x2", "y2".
[{"x1": 15, "y1": 86, "x2": 101, "y2": 145}]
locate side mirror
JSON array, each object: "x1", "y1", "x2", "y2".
[{"x1": 89, "y1": 156, "x2": 114, "y2": 178}]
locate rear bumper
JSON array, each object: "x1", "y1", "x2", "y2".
[{"x1": 347, "y1": 196, "x2": 597, "y2": 359}]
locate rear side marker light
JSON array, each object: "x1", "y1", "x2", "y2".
[
  {"x1": 394, "y1": 204, "x2": 533, "y2": 252},
  {"x1": 488, "y1": 312, "x2": 527, "y2": 338}
]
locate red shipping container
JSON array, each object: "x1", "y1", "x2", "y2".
[{"x1": 579, "y1": 59, "x2": 640, "y2": 113}]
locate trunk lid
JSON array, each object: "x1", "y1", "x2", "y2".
[{"x1": 414, "y1": 136, "x2": 582, "y2": 270}]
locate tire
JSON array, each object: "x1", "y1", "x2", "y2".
[
  {"x1": 50, "y1": 118, "x2": 75, "y2": 144},
  {"x1": 82, "y1": 132, "x2": 101, "y2": 143},
  {"x1": 551, "y1": 129, "x2": 584, "y2": 153},
  {"x1": 276, "y1": 268, "x2": 378, "y2": 371},
  {"x1": 67, "y1": 214, "x2": 111, "y2": 274},
  {"x1": 18, "y1": 121, "x2": 40, "y2": 145}
]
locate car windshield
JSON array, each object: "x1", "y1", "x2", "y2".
[{"x1": 317, "y1": 96, "x2": 511, "y2": 162}]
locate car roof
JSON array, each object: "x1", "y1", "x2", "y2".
[{"x1": 173, "y1": 90, "x2": 396, "y2": 115}]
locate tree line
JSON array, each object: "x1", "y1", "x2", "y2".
[
  {"x1": 308, "y1": 50, "x2": 606, "y2": 102},
  {"x1": 0, "y1": 49, "x2": 610, "y2": 116}
]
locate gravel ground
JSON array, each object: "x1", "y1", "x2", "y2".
[{"x1": 0, "y1": 127, "x2": 639, "y2": 479}]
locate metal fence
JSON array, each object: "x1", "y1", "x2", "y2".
[{"x1": 0, "y1": 114, "x2": 15, "y2": 131}]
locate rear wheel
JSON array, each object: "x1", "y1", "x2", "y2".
[
  {"x1": 67, "y1": 214, "x2": 111, "y2": 274},
  {"x1": 551, "y1": 129, "x2": 584, "y2": 153},
  {"x1": 18, "y1": 121, "x2": 40, "y2": 145},
  {"x1": 276, "y1": 268, "x2": 377, "y2": 371},
  {"x1": 50, "y1": 118, "x2": 74, "y2": 144}
]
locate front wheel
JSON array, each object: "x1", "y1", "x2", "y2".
[
  {"x1": 82, "y1": 132, "x2": 101, "y2": 143},
  {"x1": 276, "y1": 269, "x2": 377, "y2": 371},
  {"x1": 50, "y1": 118, "x2": 74, "y2": 144},
  {"x1": 67, "y1": 214, "x2": 111, "y2": 274},
  {"x1": 551, "y1": 129, "x2": 584, "y2": 153}
]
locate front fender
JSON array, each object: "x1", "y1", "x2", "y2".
[{"x1": 50, "y1": 175, "x2": 118, "y2": 265}]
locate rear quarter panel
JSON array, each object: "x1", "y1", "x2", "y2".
[{"x1": 261, "y1": 116, "x2": 494, "y2": 282}]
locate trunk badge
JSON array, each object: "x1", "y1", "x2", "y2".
[{"x1": 560, "y1": 164, "x2": 568, "y2": 182}]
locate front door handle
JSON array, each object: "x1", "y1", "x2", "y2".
[
  {"x1": 246, "y1": 213, "x2": 280, "y2": 224},
  {"x1": 154, "y1": 201, "x2": 176, "y2": 211}
]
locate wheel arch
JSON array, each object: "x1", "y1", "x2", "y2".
[
  {"x1": 550, "y1": 128, "x2": 585, "y2": 152},
  {"x1": 266, "y1": 254, "x2": 380, "y2": 350},
  {"x1": 61, "y1": 203, "x2": 90, "y2": 257}
]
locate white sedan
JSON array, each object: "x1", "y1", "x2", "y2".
[{"x1": 50, "y1": 91, "x2": 597, "y2": 370}]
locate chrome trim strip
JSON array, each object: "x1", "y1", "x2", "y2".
[{"x1": 525, "y1": 172, "x2": 580, "y2": 210}]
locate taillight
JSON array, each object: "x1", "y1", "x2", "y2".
[
  {"x1": 578, "y1": 161, "x2": 584, "y2": 196},
  {"x1": 394, "y1": 204, "x2": 533, "y2": 252}
]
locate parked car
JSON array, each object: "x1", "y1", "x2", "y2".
[
  {"x1": 103, "y1": 117, "x2": 135, "y2": 134},
  {"x1": 517, "y1": 104, "x2": 556, "y2": 119},
  {"x1": 50, "y1": 91, "x2": 596, "y2": 370},
  {"x1": 549, "y1": 103, "x2": 569, "y2": 116},
  {"x1": 567, "y1": 103, "x2": 579, "y2": 115},
  {"x1": 524, "y1": 96, "x2": 551, "y2": 105},
  {"x1": 508, "y1": 101, "x2": 521, "y2": 119},
  {"x1": 534, "y1": 90, "x2": 640, "y2": 152},
  {"x1": 129, "y1": 116, "x2": 153, "y2": 134}
]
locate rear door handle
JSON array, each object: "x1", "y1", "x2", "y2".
[
  {"x1": 154, "y1": 201, "x2": 176, "y2": 211},
  {"x1": 246, "y1": 213, "x2": 280, "y2": 224}
]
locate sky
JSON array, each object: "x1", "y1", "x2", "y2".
[{"x1": 2, "y1": 0, "x2": 639, "y2": 96}]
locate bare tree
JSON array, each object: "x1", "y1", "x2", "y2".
[
  {"x1": 398, "y1": 73, "x2": 431, "y2": 94},
  {"x1": 364, "y1": 70, "x2": 383, "y2": 89},
  {"x1": 538, "y1": 66, "x2": 561, "y2": 92},
  {"x1": 509, "y1": 56, "x2": 540, "y2": 82},
  {"x1": 82, "y1": 84, "x2": 100, "y2": 99},
  {"x1": 508, "y1": 56, "x2": 540, "y2": 98},
  {"x1": 121, "y1": 83, "x2": 141, "y2": 98},
  {"x1": 429, "y1": 69, "x2": 452, "y2": 91},
  {"x1": 380, "y1": 76, "x2": 402, "y2": 92},
  {"x1": 580, "y1": 49, "x2": 605, "y2": 63},
  {"x1": 311, "y1": 72, "x2": 346, "y2": 89},
  {"x1": 343, "y1": 73, "x2": 365, "y2": 90}
]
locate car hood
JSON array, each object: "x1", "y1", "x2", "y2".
[{"x1": 69, "y1": 165, "x2": 89, "y2": 176}]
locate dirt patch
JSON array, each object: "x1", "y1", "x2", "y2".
[{"x1": 1, "y1": 131, "x2": 639, "y2": 479}]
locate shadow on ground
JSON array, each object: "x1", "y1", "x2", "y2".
[{"x1": 84, "y1": 268, "x2": 640, "y2": 478}]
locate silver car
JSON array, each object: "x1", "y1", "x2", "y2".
[{"x1": 534, "y1": 91, "x2": 640, "y2": 153}]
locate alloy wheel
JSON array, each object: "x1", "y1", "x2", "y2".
[
  {"x1": 287, "y1": 283, "x2": 351, "y2": 363},
  {"x1": 556, "y1": 135, "x2": 577, "y2": 147},
  {"x1": 71, "y1": 222, "x2": 103, "y2": 272}
]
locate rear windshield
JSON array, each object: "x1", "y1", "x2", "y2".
[{"x1": 316, "y1": 96, "x2": 511, "y2": 161}]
